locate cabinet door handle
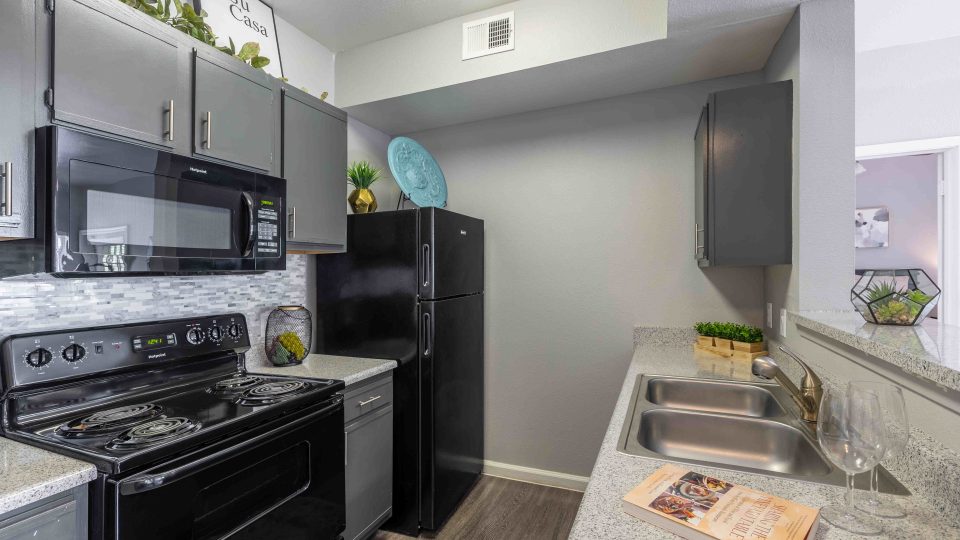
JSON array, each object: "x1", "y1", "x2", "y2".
[
  {"x1": 359, "y1": 395, "x2": 382, "y2": 407},
  {"x1": 1, "y1": 162, "x2": 11, "y2": 217},
  {"x1": 288, "y1": 207, "x2": 296, "y2": 239},
  {"x1": 694, "y1": 225, "x2": 704, "y2": 257},
  {"x1": 344, "y1": 431, "x2": 348, "y2": 466},
  {"x1": 203, "y1": 111, "x2": 212, "y2": 149},
  {"x1": 164, "y1": 99, "x2": 174, "y2": 141}
]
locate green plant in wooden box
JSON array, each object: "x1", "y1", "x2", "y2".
[{"x1": 694, "y1": 321, "x2": 765, "y2": 354}]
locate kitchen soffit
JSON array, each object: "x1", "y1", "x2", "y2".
[{"x1": 270, "y1": 0, "x2": 514, "y2": 52}]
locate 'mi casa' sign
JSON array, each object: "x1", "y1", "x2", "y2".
[{"x1": 196, "y1": 0, "x2": 284, "y2": 78}]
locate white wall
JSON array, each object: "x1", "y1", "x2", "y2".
[
  {"x1": 856, "y1": 36, "x2": 960, "y2": 146},
  {"x1": 346, "y1": 118, "x2": 401, "y2": 208},
  {"x1": 855, "y1": 154, "x2": 940, "y2": 282},
  {"x1": 275, "y1": 15, "x2": 336, "y2": 103},
  {"x1": 856, "y1": 0, "x2": 960, "y2": 53},
  {"x1": 406, "y1": 72, "x2": 766, "y2": 477},
  {"x1": 336, "y1": 0, "x2": 668, "y2": 107}
]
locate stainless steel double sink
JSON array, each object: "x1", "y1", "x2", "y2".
[{"x1": 618, "y1": 375, "x2": 909, "y2": 495}]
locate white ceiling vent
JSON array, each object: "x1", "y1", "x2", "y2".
[{"x1": 462, "y1": 12, "x2": 514, "y2": 60}]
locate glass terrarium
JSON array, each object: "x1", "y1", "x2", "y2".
[{"x1": 851, "y1": 269, "x2": 941, "y2": 326}]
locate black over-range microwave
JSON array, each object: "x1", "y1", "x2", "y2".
[{"x1": 4, "y1": 127, "x2": 285, "y2": 277}]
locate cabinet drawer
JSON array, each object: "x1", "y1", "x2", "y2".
[{"x1": 343, "y1": 377, "x2": 393, "y2": 424}]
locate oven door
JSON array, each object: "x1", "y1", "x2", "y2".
[{"x1": 108, "y1": 396, "x2": 344, "y2": 540}]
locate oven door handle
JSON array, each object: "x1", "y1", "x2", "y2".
[
  {"x1": 118, "y1": 395, "x2": 343, "y2": 496},
  {"x1": 240, "y1": 192, "x2": 256, "y2": 257}
]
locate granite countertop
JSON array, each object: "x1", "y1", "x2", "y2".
[
  {"x1": 792, "y1": 310, "x2": 960, "y2": 393},
  {"x1": 569, "y1": 329, "x2": 960, "y2": 539},
  {"x1": 0, "y1": 438, "x2": 96, "y2": 515},
  {"x1": 246, "y1": 353, "x2": 397, "y2": 387}
]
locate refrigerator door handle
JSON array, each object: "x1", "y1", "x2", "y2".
[
  {"x1": 422, "y1": 312, "x2": 432, "y2": 356},
  {"x1": 422, "y1": 243, "x2": 431, "y2": 287}
]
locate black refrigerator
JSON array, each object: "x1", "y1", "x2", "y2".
[{"x1": 315, "y1": 208, "x2": 484, "y2": 535}]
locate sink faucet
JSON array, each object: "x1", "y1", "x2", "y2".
[{"x1": 752, "y1": 346, "x2": 823, "y2": 423}]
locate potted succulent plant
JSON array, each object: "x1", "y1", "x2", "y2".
[
  {"x1": 851, "y1": 270, "x2": 941, "y2": 326},
  {"x1": 694, "y1": 322, "x2": 766, "y2": 359},
  {"x1": 346, "y1": 161, "x2": 382, "y2": 214}
]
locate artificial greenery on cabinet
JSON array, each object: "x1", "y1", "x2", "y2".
[{"x1": 119, "y1": 0, "x2": 272, "y2": 69}]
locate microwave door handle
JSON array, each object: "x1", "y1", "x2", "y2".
[
  {"x1": 241, "y1": 192, "x2": 255, "y2": 256},
  {"x1": 118, "y1": 395, "x2": 343, "y2": 496}
]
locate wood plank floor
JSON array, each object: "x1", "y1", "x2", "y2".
[{"x1": 372, "y1": 475, "x2": 583, "y2": 540}]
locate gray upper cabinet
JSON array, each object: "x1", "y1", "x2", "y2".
[
  {"x1": 51, "y1": 0, "x2": 187, "y2": 150},
  {"x1": 0, "y1": 0, "x2": 35, "y2": 239},
  {"x1": 282, "y1": 86, "x2": 347, "y2": 251},
  {"x1": 193, "y1": 50, "x2": 277, "y2": 172},
  {"x1": 696, "y1": 80, "x2": 792, "y2": 267}
]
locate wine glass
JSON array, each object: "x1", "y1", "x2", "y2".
[
  {"x1": 850, "y1": 381, "x2": 909, "y2": 518},
  {"x1": 817, "y1": 385, "x2": 886, "y2": 535}
]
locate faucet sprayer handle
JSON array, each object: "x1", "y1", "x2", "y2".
[{"x1": 778, "y1": 346, "x2": 822, "y2": 390}]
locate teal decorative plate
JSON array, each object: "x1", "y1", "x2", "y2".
[{"x1": 387, "y1": 137, "x2": 447, "y2": 208}]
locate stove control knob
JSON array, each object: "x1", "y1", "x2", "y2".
[
  {"x1": 208, "y1": 326, "x2": 223, "y2": 342},
  {"x1": 227, "y1": 324, "x2": 243, "y2": 339},
  {"x1": 25, "y1": 348, "x2": 52, "y2": 368},
  {"x1": 186, "y1": 327, "x2": 205, "y2": 345},
  {"x1": 62, "y1": 344, "x2": 86, "y2": 362}
]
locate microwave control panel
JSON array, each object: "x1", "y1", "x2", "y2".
[{"x1": 255, "y1": 197, "x2": 281, "y2": 257}]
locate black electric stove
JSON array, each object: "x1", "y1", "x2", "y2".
[{"x1": 0, "y1": 314, "x2": 346, "y2": 540}]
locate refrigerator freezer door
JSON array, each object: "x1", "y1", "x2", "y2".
[
  {"x1": 419, "y1": 293, "x2": 484, "y2": 530},
  {"x1": 315, "y1": 211, "x2": 420, "y2": 364},
  {"x1": 419, "y1": 208, "x2": 484, "y2": 300}
]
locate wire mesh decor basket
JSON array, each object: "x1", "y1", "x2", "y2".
[{"x1": 265, "y1": 306, "x2": 312, "y2": 366}]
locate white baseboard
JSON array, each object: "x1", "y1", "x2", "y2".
[{"x1": 482, "y1": 460, "x2": 589, "y2": 492}]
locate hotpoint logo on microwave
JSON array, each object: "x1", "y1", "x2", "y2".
[
  {"x1": 147, "y1": 352, "x2": 167, "y2": 360},
  {"x1": 189, "y1": 167, "x2": 208, "y2": 174}
]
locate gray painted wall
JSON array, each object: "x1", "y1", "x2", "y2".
[
  {"x1": 763, "y1": 0, "x2": 855, "y2": 335},
  {"x1": 857, "y1": 35, "x2": 960, "y2": 146},
  {"x1": 763, "y1": 8, "x2": 800, "y2": 317},
  {"x1": 336, "y1": 0, "x2": 668, "y2": 108},
  {"x1": 856, "y1": 154, "x2": 939, "y2": 282},
  {"x1": 406, "y1": 72, "x2": 766, "y2": 477}
]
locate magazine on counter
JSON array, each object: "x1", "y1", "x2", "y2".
[{"x1": 622, "y1": 464, "x2": 820, "y2": 540}]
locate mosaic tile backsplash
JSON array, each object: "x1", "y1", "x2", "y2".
[{"x1": 0, "y1": 255, "x2": 310, "y2": 367}]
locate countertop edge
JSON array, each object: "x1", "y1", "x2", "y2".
[
  {"x1": 0, "y1": 461, "x2": 97, "y2": 516},
  {"x1": 791, "y1": 311, "x2": 960, "y2": 393},
  {"x1": 246, "y1": 354, "x2": 398, "y2": 387}
]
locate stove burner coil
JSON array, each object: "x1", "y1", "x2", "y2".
[
  {"x1": 56, "y1": 403, "x2": 164, "y2": 438},
  {"x1": 237, "y1": 380, "x2": 309, "y2": 405},
  {"x1": 106, "y1": 417, "x2": 200, "y2": 451},
  {"x1": 211, "y1": 375, "x2": 264, "y2": 393}
]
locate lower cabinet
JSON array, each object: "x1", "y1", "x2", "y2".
[
  {"x1": 0, "y1": 486, "x2": 87, "y2": 540},
  {"x1": 344, "y1": 374, "x2": 393, "y2": 540}
]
